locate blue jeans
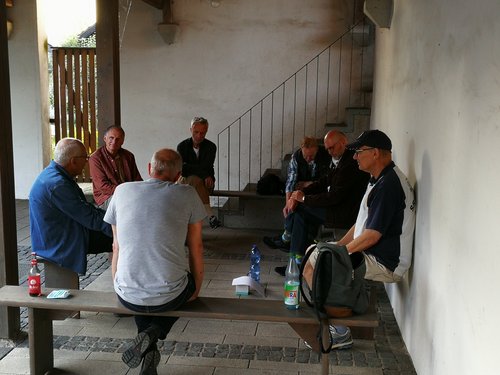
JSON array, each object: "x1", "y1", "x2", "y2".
[
  {"x1": 285, "y1": 205, "x2": 326, "y2": 256},
  {"x1": 117, "y1": 273, "x2": 196, "y2": 340}
]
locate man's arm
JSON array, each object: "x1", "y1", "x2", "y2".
[
  {"x1": 344, "y1": 228, "x2": 381, "y2": 254},
  {"x1": 51, "y1": 183, "x2": 112, "y2": 236},
  {"x1": 186, "y1": 221, "x2": 204, "y2": 301},
  {"x1": 111, "y1": 225, "x2": 119, "y2": 280},
  {"x1": 89, "y1": 154, "x2": 118, "y2": 199}
]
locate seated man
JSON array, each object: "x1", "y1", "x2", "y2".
[
  {"x1": 29, "y1": 138, "x2": 112, "y2": 275},
  {"x1": 303, "y1": 129, "x2": 416, "y2": 350},
  {"x1": 89, "y1": 125, "x2": 142, "y2": 209},
  {"x1": 264, "y1": 130, "x2": 369, "y2": 276},
  {"x1": 104, "y1": 149, "x2": 205, "y2": 374},
  {"x1": 282, "y1": 136, "x2": 330, "y2": 217},
  {"x1": 177, "y1": 116, "x2": 221, "y2": 229}
]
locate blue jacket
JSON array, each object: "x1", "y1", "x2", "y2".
[{"x1": 29, "y1": 161, "x2": 112, "y2": 274}]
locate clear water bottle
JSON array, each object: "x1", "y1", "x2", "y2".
[
  {"x1": 284, "y1": 254, "x2": 300, "y2": 310},
  {"x1": 28, "y1": 252, "x2": 42, "y2": 297},
  {"x1": 249, "y1": 244, "x2": 261, "y2": 283}
]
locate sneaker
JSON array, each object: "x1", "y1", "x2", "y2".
[
  {"x1": 274, "y1": 266, "x2": 286, "y2": 276},
  {"x1": 209, "y1": 215, "x2": 222, "y2": 229},
  {"x1": 122, "y1": 331, "x2": 152, "y2": 368},
  {"x1": 263, "y1": 235, "x2": 290, "y2": 250},
  {"x1": 139, "y1": 344, "x2": 161, "y2": 375},
  {"x1": 304, "y1": 326, "x2": 353, "y2": 350}
]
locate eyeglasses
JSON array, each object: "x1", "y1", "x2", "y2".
[
  {"x1": 325, "y1": 141, "x2": 339, "y2": 152},
  {"x1": 73, "y1": 155, "x2": 89, "y2": 161},
  {"x1": 353, "y1": 147, "x2": 375, "y2": 155}
]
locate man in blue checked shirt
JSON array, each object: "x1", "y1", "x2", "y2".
[{"x1": 282, "y1": 136, "x2": 330, "y2": 217}]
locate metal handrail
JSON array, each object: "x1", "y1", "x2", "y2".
[{"x1": 216, "y1": 17, "x2": 373, "y2": 192}]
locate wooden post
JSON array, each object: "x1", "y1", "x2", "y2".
[
  {"x1": 96, "y1": 0, "x2": 121, "y2": 146},
  {"x1": 0, "y1": 0, "x2": 21, "y2": 339}
]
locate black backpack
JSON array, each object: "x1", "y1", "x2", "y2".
[
  {"x1": 256, "y1": 173, "x2": 284, "y2": 195},
  {"x1": 300, "y1": 242, "x2": 369, "y2": 352}
]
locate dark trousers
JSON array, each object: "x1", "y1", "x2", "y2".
[
  {"x1": 87, "y1": 230, "x2": 113, "y2": 254},
  {"x1": 285, "y1": 205, "x2": 326, "y2": 256},
  {"x1": 117, "y1": 273, "x2": 196, "y2": 341}
]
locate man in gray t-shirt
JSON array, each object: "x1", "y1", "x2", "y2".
[{"x1": 104, "y1": 148, "x2": 206, "y2": 374}]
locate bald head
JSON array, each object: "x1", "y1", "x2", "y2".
[
  {"x1": 53, "y1": 138, "x2": 88, "y2": 177},
  {"x1": 323, "y1": 130, "x2": 347, "y2": 159},
  {"x1": 149, "y1": 148, "x2": 183, "y2": 181}
]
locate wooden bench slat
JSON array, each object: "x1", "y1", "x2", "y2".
[{"x1": 0, "y1": 286, "x2": 378, "y2": 327}]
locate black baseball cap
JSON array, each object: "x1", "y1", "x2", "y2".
[{"x1": 346, "y1": 129, "x2": 392, "y2": 151}]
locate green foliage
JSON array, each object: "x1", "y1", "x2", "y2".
[{"x1": 61, "y1": 34, "x2": 96, "y2": 48}]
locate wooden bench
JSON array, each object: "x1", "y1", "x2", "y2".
[
  {"x1": 0, "y1": 285, "x2": 378, "y2": 375},
  {"x1": 212, "y1": 189, "x2": 283, "y2": 199}
]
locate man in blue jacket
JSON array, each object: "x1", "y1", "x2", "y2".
[{"x1": 29, "y1": 138, "x2": 112, "y2": 275}]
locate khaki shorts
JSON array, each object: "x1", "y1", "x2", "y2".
[{"x1": 305, "y1": 244, "x2": 402, "y2": 283}]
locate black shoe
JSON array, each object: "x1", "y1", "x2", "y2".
[
  {"x1": 122, "y1": 331, "x2": 153, "y2": 368},
  {"x1": 209, "y1": 215, "x2": 222, "y2": 229},
  {"x1": 263, "y1": 235, "x2": 290, "y2": 250},
  {"x1": 274, "y1": 266, "x2": 286, "y2": 277},
  {"x1": 139, "y1": 343, "x2": 161, "y2": 375}
]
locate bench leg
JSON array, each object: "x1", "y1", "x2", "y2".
[
  {"x1": 289, "y1": 322, "x2": 330, "y2": 375},
  {"x1": 28, "y1": 308, "x2": 54, "y2": 375}
]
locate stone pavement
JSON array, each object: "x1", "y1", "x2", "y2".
[{"x1": 0, "y1": 200, "x2": 417, "y2": 374}]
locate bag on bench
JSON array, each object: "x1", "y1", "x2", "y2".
[{"x1": 300, "y1": 242, "x2": 369, "y2": 352}]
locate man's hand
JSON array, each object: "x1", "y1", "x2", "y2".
[
  {"x1": 295, "y1": 181, "x2": 312, "y2": 190},
  {"x1": 204, "y1": 176, "x2": 215, "y2": 190}
]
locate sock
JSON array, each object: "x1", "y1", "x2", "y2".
[{"x1": 281, "y1": 231, "x2": 291, "y2": 242}]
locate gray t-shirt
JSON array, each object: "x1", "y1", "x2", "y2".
[{"x1": 104, "y1": 178, "x2": 206, "y2": 306}]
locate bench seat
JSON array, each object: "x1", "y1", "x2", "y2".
[{"x1": 0, "y1": 285, "x2": 378, "y2": 375}]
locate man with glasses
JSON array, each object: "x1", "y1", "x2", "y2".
[
  {"x1": 332, "y1": 129, "x2": 416, "y2": 282},
  {"x1": 177, "y1": 117, "x2": 221, "y2": 229},
  {"x1": 29, "y1": 138, "x2": 112, "y2": 275},
  {"x1": 264, "y1": 130, "x2": 369, "y2": 277},
  {"x1": 89, "y1": 125, "x2": 142, "y2": 210},
  {"x1": 302, "y1": 129, "x2": 416, "y2": 351}
]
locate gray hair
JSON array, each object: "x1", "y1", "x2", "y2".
[
  {"x1": 54, "y1": 138, "x2": 85, "y2": 166},
  {"x1": 190, "y1": 116, "x2": 208, "y2": 127},
  {"x1": 150, "y1": 149, "x2": 182, "y2": 178}
]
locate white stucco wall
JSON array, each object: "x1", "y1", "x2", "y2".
[
  {"x1": 120, "y1": 0, "x2": 354, "y2": 176},
  {"x1": 371, "y1": 1, "x2": 500, "y2": 374},
  {"x1": 8, "y1": 0, "x2": 50, "y2": 199}
]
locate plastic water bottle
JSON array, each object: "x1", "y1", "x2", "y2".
[
  {"x1": 249, "y1": 244, "x2": 261, "y2": 283},
  {"x1": 284, "y1": 254, "x2": 300, "y2": 310},
  {"x1": 28, "y1": 252, "x2": 42, "y2": 297}
]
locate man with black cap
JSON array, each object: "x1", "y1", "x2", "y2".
[{"x1": 302, "y1": 129, "x2": 416, "y2": 351}]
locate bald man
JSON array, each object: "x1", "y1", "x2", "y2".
[
  {"x1": 105, "y1": 148, "x2": 205, "y2": 374},
  {"x1": 29, "y1": 138, "x2": 112, "y2": 275},
  {"x1": 264, "y1": 130, "x2": 369, "y2": 276}
]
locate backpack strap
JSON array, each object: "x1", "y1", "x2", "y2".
[{"x1": 298, "y1": 243, "x2": 317, "y2": 307}]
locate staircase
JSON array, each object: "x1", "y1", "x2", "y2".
[
  {"x1": 215, "y1": 17, "x2": 374, "y2": 195},
  {"x1": 213, "y1": 14, "x2": 374, "y2": 229}
]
